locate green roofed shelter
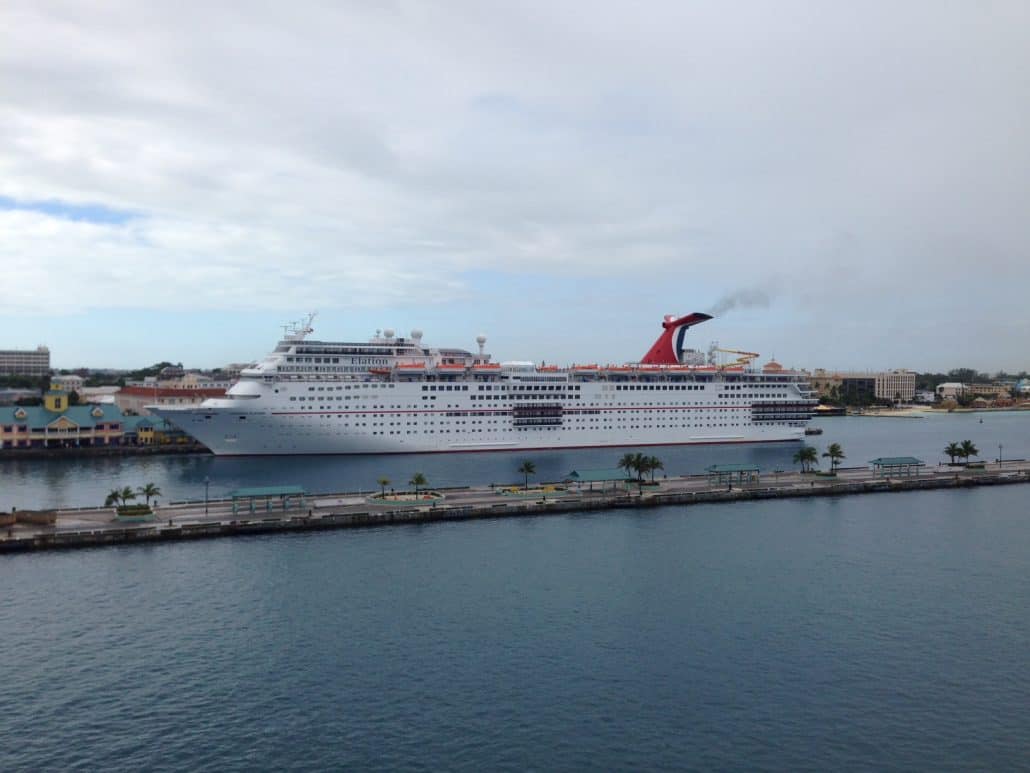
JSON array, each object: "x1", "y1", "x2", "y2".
[
  {"x1": 229, "y1": 485, "x2": 307, "y2": 514},
  {"x1": 869, "y1": 457, "x2": 924, "y2": 478},
  {"x1": 705, "y1": 463, "x2": 760, "y2": 486},
  {"x1": 565, "y1": 468, "x2": 629, "y2": 490}
]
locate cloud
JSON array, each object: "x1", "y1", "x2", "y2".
[{"x1": 0, "y1": 0, "x2": 1028, "y2": 367}]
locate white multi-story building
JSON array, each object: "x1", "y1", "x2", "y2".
[
  {"x1": 0, "y1": 346, "x2": 50, "y2": 377},
  {"x1": 874, "y1": 370, "x2": 917, "y2": 402}
]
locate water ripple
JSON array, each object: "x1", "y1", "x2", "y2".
[{"x1": 3, "y1": 488, "x2": 1030, "y2": 770}]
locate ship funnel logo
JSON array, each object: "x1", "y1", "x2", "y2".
[{"x1": 640, "y1": 312, "x2": 713, "y2": 365}]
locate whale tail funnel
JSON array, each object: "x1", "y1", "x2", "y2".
[{"x1": 640, "y1": 313, "x2": 713, "y2": 365}]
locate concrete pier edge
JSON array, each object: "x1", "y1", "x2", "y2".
[{"x1": 2, "y1": 465, "x2": 1028, "y2": 554}]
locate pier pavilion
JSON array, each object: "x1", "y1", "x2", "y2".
[
  {"x1": 705, "y1": 463, "x2": 761, "y2": 486},
  {"x1": 869, "y1": 457, "x2": 924, "y2": 478},
  {"x1": 229, "y1": 485, "x2": 308, "y2": 515}
]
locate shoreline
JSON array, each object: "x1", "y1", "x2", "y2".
[
  {"x1": 0, "y1": 444, "x2": 210, "y2": 460},
  {"x1": 3, "y1": 462, "x2": 1028, "y2": 554},
  {"x1": 842, "y1": 406, "x2": 1030, "y2": 418}
]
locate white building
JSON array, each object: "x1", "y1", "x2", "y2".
[
  {"x1": 936, "y1": 382, "x2": 967, "y2": 400},
  {"x1": 0, "y1": 346, "x2": 50, "y2": 377},
  {"x1": 51, "y1": 374, "x2": 85, "y2": 392},
  {"x1": 874, "y1": 370, "x2": 917, "y2": 402}
]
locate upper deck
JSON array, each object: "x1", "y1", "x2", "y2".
[{"x1": 233, "y1": 314, "x2": 813, "y2": 393}]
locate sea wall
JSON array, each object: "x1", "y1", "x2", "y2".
[{"x1": 2, "y1": 468, "x2": 1027, "y2": 554}]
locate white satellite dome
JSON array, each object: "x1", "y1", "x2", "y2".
[
  {"x1": 384, "y1": 328, "x2": 395, "y2": 338},
  {"x1": 411, "y1": 329, "x2": 423, "y2": 340}
]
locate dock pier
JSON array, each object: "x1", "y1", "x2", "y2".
[{"x1": 3, "y1": 461, "x2": 1029, "y2": 554}]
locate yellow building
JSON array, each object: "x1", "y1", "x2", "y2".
[{"x1": 0, "y1": 386, "x2": 127, "y2": 450}]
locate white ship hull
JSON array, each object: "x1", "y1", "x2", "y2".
[{"x1": 154, "y1": 379, "x2": 809, "y2": 456}]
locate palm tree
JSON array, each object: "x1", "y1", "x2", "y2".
[
  {"x1": 793, "y1": 445, "x2": 818, "y2": 473},
  {"x1": 631, "y1": 452, "x2": 649, "y2": 482},
  {"x1": 646, "y1": 456, "x2": 664, "y2": 482},
  {"x1": 944, "y1": 442, "x2": 962, "y2": 464},
  {"x1": 409, "y1": 472, "x2": 428, "y2": 496},
  {"x1": 377, "y1": 477, "x2": 390, "y2": 497},
  {"x1": 617, "y1": 453, "x2": 637, "y2": 480},
  {"x1": 105, "y1": 486, "x2": 137, "y2": 508},
  {"x1": 822, "y1": 443, "x2": 845, "y2": 472},
  {"x1": 137, "y1": 483, "x2": 161, "y2": 506},
  {"x1": 517, "y1": 461, "x2": 536, "y2": 491},
  {"x1": 959, "y1": 440, "x2": 979, "y2": 461}
]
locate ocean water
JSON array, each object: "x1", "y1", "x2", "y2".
[
  {"x1": 3, "y1": 486, "x2": 1030, "y2": 770},
  {"x1": 2, "y1": 410, "x2": 1028, "y2": 510}
]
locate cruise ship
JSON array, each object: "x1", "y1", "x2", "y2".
[{"x1": 151, "y1": 313, "x2": 816, "y2": 455}]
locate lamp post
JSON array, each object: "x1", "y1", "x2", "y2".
[
  {"x1": 998, "y1": 443, "x2": 1003, "y2": 465},
  {"x1": 204, "y1": 475, "x2": 210, "y2": 515}
]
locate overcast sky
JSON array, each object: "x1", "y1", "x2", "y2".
[{"x1": 2, "y1": 1, "x2": 1028, "y2": 372}]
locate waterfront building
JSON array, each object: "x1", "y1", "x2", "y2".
[
  {"x1": 0, "y1": 346, "x2": 50, "y2": 377},
  {"x1": 966, "y1": 382, "x2": 1011, "y2": 398},
  {"x1": 936, "y1": 382, "x2": 967, "y2": 400},
  {"x1": 0, "y1": 387, "x2": 127, "y2": 449},
  {"x1": 0, "y1": 384, "x2": 198, "y2": 450},
  {"x1": 843, "y1": 376, "x2": 876, "y2": 403},
  {"x1": 116, "y1": 386, "x2": 227, "y2": 416},
  {"x1": 116, "y1": 372, "x2": 228, "y2": 416},
  {"x1": 121, "y1": 416, "x2": 193, "y2": 445},
  {"x1": 874, "y1": 370, "x2": 917, "y2": 402},
  {"x1": 809, "y1": 369, "x2": 916, "y2": 403}
]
